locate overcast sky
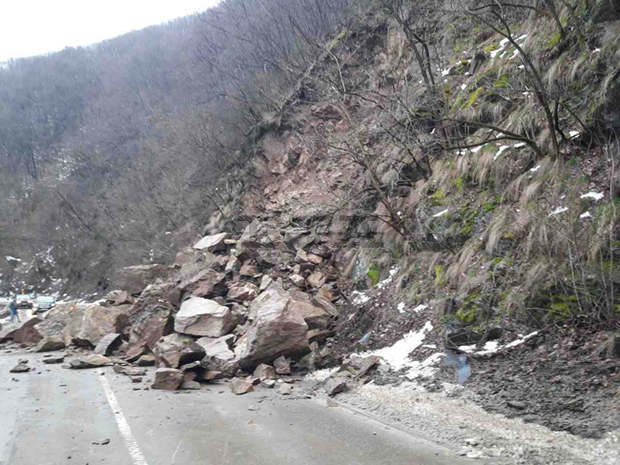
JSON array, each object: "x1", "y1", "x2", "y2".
[{"x1": 0, "y1": 0, "x2": 221, "y2": 62}]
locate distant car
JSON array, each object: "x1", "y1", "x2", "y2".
[
  {"x1": 35, "y1": 295, "x2": 56, "y2": 312},
  {"x1": 15, "y1": 294, "x2": 34, "y2": 309}
]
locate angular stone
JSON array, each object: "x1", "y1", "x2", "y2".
[
  {"x1": 94, "y1": 333, "x2": 122, "y2": 356},
  {"x1": 234, "y1": 281, "x2": 309, "y2": 370},
  {"x1": 230, "y1": 378, "x2": 254, "y2": 395},
  {"x1": 239, "y1": 262, "x2": 258, "y2": 277},
  {"x1": 68, "y1": 354, "x2": 111, "y2": 369},
  {"x1": 178, "y1": 269, "x2": 227, "y2": 299},
  {"x1": 197, "y1": 335, "x2": 238, "y2": 377},
  {"x1": 113, "y1": 365, "x2": 147, "y2": 377},
  {"x1": 154, "y1": 333, "x2": 205, "y2": 368},
  {"x1": 151, "y1": 368, "x2": 183, "y2": 390},
  {"x1": 262, "y1": 379, "x2": 276, "y2": 388},
  {"x1": 259, "y1": 275, "x2": 273, "y2": 291},
  {"x1": 34, "y1": 337, "x2": 66, "y2": 353},
  {"x1": 126, "y1": 284, "x2": 175, "y2": 355},
  {"x1": 136, "y1": 354, "x2": 155, "y2": 366},
  {"x1": 227, "y1": 283, "x2": 258, "y2": 302},
  {"x1": 174, "y1": 297, "x2": 236, "y2": 337},
  {"x1": 0, "y1": 317, "x2": 43, "y2": 345},
  {"x1": 114, "y1": 264, "x2": 170, "y2": 295},
  {"x1": 290, "y1": 274, "x2": 305, "y2": 288},
  {"x1": 193, "y1": 233, "x2": 229, "y2": 252},
  {"x1": 273, "y1": 356, "x2": 291, "y2": 375},
  {"x1": 10, "y1": 362, "x2": 30, "y2": 373},
  {"x1": 307, "y1": 271, "x2": 326, "y2": 288},
  {"x1": 253, "y1": 363, "x2": 276, "y2": 381},
  {"x1": 277, "y1": 383, "x2": 293, "y2": 395},
  {"x1": 42, "y1": 354, "x2": 65, "y2": 364},
  {"x1": 324, "y1": 376, "x2": 349, "y2": 396},
  {"x1": 105, "y1": 290, "x2": 134, "y2": 306}
]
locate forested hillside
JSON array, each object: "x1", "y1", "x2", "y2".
[{"x1": 0, "y1": 0, "x2": 354, "y2": 293}]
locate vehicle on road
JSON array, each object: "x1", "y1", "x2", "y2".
[
  {"x1": 15, "y1": 294, "x2": 34, "y2": 309},
  {"x1": 34, "y1": 295, "x2": 56, "y2": 312}
]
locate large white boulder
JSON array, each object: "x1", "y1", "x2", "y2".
[{"x1": 174, "y1": 297, "x2": 236, "y2": 337}]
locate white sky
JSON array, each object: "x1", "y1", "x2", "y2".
[{"x1": 0, "y1": 0, "x2": 221, "y2": 62}]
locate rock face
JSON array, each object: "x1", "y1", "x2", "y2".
[
  {"x1": 152, "y1": 368, "x2": 184, "y2": 390},
  {"x1": 193, "y1": 233, "x2": 228, "y2": 252},
  {"x1": 114, "y1": 264, "x2": 170, "y2": 295},
  {"x1": 174, "y1": 297, "x2": 236, "y2": 337},
  {"x1": 34, "y1": 337, "x2": 66, "y2": 352},
  {"x1": 234, "y1": 281, "x2": 310, "y2": 370},
  {"x1": 94, "y1": 333, "x2": 122, "y2": 355},
  {"x1": 154, "y1": 333, "x2": 205, "y2": 368}
]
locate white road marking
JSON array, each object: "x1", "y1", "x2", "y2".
[{"x1": 98, "y1": 370, "x2": 150, "y2": 465}]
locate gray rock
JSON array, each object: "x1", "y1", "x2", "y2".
[
  {"x1": 230, "y1": 378, "x2": 254, "y2": 395},
  {"x1": 153, "y1": 333, "x2": 205, "y2": 368},
  {"x1": 324, "y1": 376, "x2": 349, "y2": 396},
  {"x1": 151, "y1": 368, "x2": 184, "y2": 390},
  {"x1": 174, "y1": 297, "x2": 236, "y2": 337},
  {"x1": 10, "y1": 362, "x2": 30, "y2": 373},
  {"x1": 94, "y1": 333, "x2": 122, "y2": 356},
  {"x1": 253, "y1": 363, "x2": 276, "y2": 381},
  {"x1": 193, "y1": 233, "x2": 229, "y2": 252},
  {"x1": 34, "y1": 337, "x2": 66, "y2": 353},
  {"x1": 273, "y1": 356, "x2": 291, "y2": 375},
  {"x1": 68, "y1": 354, "x2": 111, "y2": 369},
  {"x1": 136, "y1": 354, "x2": 155, "y2": 366},
  {"x1": 42, "y1": 354, "x2": 65, "y2": 364},
  {"x1": 277, "y1": 383, "x2": 293, "y2": 395}
]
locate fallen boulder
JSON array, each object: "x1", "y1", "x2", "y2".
[
  {"x1": 273, "y1": 356, "x2": 291, "y2": 375},
  {"x1": 0, "y1": 317, "x2": 43, "y2": 345},
  {"x1": 253, "y1": 363, "x2": 276, "y2": 381},
  {"x1": 197, "y1": 335, "x2": 238, "y2": 377},
  {"x1": 10, "y1": 361, "x2": 30, "y2": 373},
  {"x1": 174, "y1": 297, "x2": 236, "y2": 337},
  {"x1": 230, "y1": 378, "x2": 254, "y2": 395},
  {"x1": 68, "y1": 354, "x2": 111, "y2": 369},
  {"x1": 94, "y1": 333, "x2": 122, "y2": 356},
  {"x1": 152, "y1": 368, "x2": 184, "y2": 390},
  {"x1": 154, "y1": 333, "x2": 205, "y2": 368},
  {"x1": 324, "y1": 376, "x2": 349, "y2": 396},
  {"x1": 43, "y1": 354, "x2": 66, "y2": 364},
  {"x1": 193, "y1": 233, "x2": 229, "y2": 252},
  {"x1": 113, "y1": 264, "x2": 170, "y2": 295},
  {"x1": 34, "y1": 336, "x2": 66, "y2": 353}
]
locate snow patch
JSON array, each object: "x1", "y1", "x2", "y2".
[
  {"x1": 579, "y1": 211, "x2": 592, "y2": 219},
  {"x1": 580, "y1": 191, "x2": 604, "y2": 201},
  {"x1": 433, "y1": 209, "x2": 449, "y2": 218},
  {"x1": 529, "y1": 164, "x2": 541, "y2": 173},
  {"x1": 549, "y1": 206, "x2": 568, "y2": 216},
  {"x1": 493, "y1": 145, "x2": 510, "y2": 160},
  {"x1": 359, "y1": 321, "x2": 434, "y2": 372},
  {"x1": 351, "y1": 291, "x2": 370, "y2": 306}
]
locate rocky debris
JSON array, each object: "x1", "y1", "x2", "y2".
[
  {"x1": 181, "y1": 372, "x2": 201, "y2": 390},
  {"x1": 227, "y1": 283, "x2": 258, "y2": 302},
  {"x1": 151, "y1": 368, "x2": 184, "y2": 390},
  {"x1": 43, "y1": 354, "x2": 66, "y2": 364},
  {"x1": 230, "y1": 377, "x2": 254, "y2": 395},
  {"x1": 307, "y1": 271, "x2": 326, "y2": 288},
  {"x1": 94, "y1": 333, "x2": 122, "y2": 356},
  {"x1": 273, "y1": 356, "x2": 291, "y2": 375},
  {"x1": 34, "y1": 336, "x2": 66, "y2": 352},
  {"x1": 114, "y1": 264, "x2": 170, "y2": 295},
  {"x1": 126, "y1": 283, "x2": 176, "y2": 356},
  {"x1": 197, "y1": 335, "x2": 238, "y2": 377},
  {"x1": 174, "y1": 297, "x2": 236, "y2": 337},
  {"x1": 113, "y1": 365, "x2": 147, "y2": 377},
  {"x1": 104, "y1": 290, "x2": 134, "y2": 306},
  {"x1": 234, "y1": 281, "x2": 312, "y2": 369},
  {"x1": 154, "y1": 333, "x2": 205, "y2": 368},
  {"x1": 290, "y1": 274, "x2": 305, "y2": 288},
  {"x1": 136, "y1": 354, "x2": 155, "y2": 366},
  {"x1": 324, "y1": 376, "x2": 349, "y2": 396},
  {"x1": 0, "y1": 317, "x2": 43, "y2": 345},
  {"x1": 37, "y1": 302, "x2": 130, "y2": 349},
  {"x1": 10, "y1": 360, "x2": 31, "y2": 373},
  {"x1": 178, "y1": 268, "x2": 227, "y2": 299},
  {"x1": 342, "y1": 355, "x2": 380, "y2": 379},
  {"x1": 193, "y1": 232, "x2": 229, "y2": 252},
  {"x1": 253, "y1": 363, "x2": 276, "y2": 381},
  {"x1": 68, "y1": 354, "x2": 111, "y2": 369},
  {"x1": 239, "y1": 262, "x2": 259, "y2": 277}
]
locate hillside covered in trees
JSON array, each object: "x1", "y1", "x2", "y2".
[{"x1": 0, "y1": 0, "x2": 618, "y2": 453}]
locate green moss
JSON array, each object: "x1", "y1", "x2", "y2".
[
  {"x1": 462, "y1": 87, "x2": 484, "y2": 109},
  {"x1": 545, "y1": 31, "x2": 562, "y2": 48},
  {"x1": 367, "y1": 265, "x2": 380, "y2": 286},
  {"x1": 452, "y1": 176, "x2": 465, "y2": 194},
  {"x1": 494, "y1": 73, "x2": 511, "y2": 89},
  {"x1": 456, "y1": 291, "x2": 482, "y2": 324},
  {"x1": 484, "y1": 43, "x2": 499, "y2": 53},
  {"x1": 434, "y1": 265, "x2": 446, "y2": 286},
  {"x1": 482, "y1": 199, "x2": 498, "y2": 213},
  {"x1": 429, "y1": 189, "x2": 446, "y2": 206}
]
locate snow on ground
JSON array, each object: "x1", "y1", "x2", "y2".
[
  {"x1": 433, "y1": 209, "x2": 449, "y2": 218},
  {"x1": 549, "y1": 206, "x2": 568, "y2": 216},
  {"x1": 580, "y1": 191, "x2": 604, "y2": 201}
]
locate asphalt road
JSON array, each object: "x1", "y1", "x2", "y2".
[{"x1": 0, "y1": 351, "x2": 479, "y2": 465}]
